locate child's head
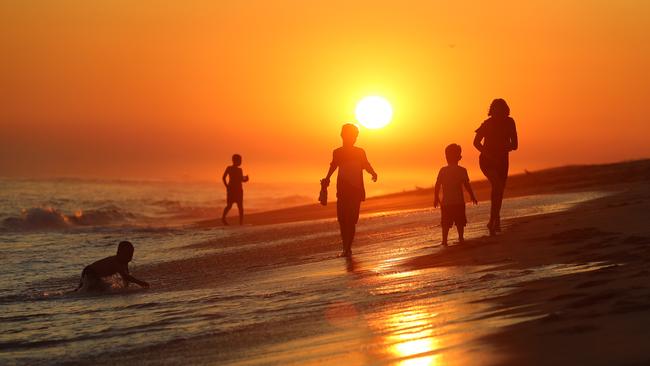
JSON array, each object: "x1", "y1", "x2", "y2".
[
  {"x1": 232, "y1": 154, "x2": 242, "y2": 166},
  {"x1": 488, "y1": 98, "x2": 510, "y2": 118},
  {"x1": 445, "y1": 144, "x2": 462, "y2": 165},
  {"x1": 117, "y1": 241, "x2": 134, "y2": 262},
  {"x1": 340, "y1": 123, "x2": 359, "y2": 146}
]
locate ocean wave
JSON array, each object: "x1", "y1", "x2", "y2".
[
  {"x1": 1, "y1": 206, "x2": 136, "y2": 231},
  {"x1": 0, "y1": 194, "x2": 313, "y2": 232}
]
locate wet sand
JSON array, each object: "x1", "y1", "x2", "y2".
[
  {"x1": 68, "y1": 160, "x2": 650, "y2": 366},
  {"x1": 405, "y1": 183, "x2": 650, "y2": 365}
]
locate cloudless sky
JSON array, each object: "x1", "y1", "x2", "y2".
[{"x1": 1, "y1": 1, "x2": 649, "y2": 192}]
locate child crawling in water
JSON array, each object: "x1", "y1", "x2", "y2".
[{"x1": 75, "y1": 241, "x2": 149, "y2": 292}]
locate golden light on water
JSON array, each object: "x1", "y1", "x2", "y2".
[
  {"x1": 386, "y1": 308, "x2": 440, "y2": 366},
  {"x1": 392, "y1": 338, "x2": 439, "y2": 366}
]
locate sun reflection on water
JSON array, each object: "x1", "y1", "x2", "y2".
[{"x1": 385, "y1": 308, "x2": 440, "y2": 366}]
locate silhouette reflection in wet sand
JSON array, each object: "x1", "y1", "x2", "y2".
[
  {"x1": 473, "y1": 98, "x2": 518, "y2": 236},
  {"x1": 322, "y1": 123, "x2": 378, "y2": 257},
  {"x1": 222, "y1": 153, "x2": 249, "y2": 225}
]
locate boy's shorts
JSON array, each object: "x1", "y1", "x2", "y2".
[
  {"x1": 227, "y1": 188, "x2": 243, "y2": 205},
  {"x1": 441, "y1": 204, "x2": 467, "y2": 228}
]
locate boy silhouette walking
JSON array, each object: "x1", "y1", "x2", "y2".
[
  {"x1": 322, "y1": 124, "x2": 378, "y2": 257},
  {"x1": 434, "y1": 144, "x2": 478, "y2": 246}
]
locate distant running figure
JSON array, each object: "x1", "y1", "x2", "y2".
[
  {"x1": 222, "y1": 154, "x2": 249, "y2": 225},
  {"x1": 322, "y1": 123, "x2": 378, "y2": 257},
  {"x1": 75, "y1": 241, "x2": 149, "y2": 292},
  {"x1": 434, "y1": 144, "x2": 478, "y2": 246},
  {"x1": 473, "y1": 99, "x2": 518, "y2": 235}
]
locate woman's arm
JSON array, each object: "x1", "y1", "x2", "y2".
[
  {"x1": 473, "y1": 133, "x2": 484, "y2": 152},
  {"x1": 510, "y1": 121, "x2": 518, "y2": 151}
]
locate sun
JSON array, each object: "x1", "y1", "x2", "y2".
[{"x1": 355, "y1": 96, "x2": 393, "y2": 129}]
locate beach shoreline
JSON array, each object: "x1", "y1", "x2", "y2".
[
  {"x1": 402, "y1": 183, "x2": 650, "y2": 365},
  {"x1": 62, "y1": 161, "x2": 650, "y2": 366},
  {"x1": 197, "y1": 159, "x2": 650, "y2": 227}
]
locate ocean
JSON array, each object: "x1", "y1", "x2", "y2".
[{"x1": 0, "y1": 179, "x2": 607, "y2": 365}]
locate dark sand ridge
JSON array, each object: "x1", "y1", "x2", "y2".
[
  {"x1": 71, "y1": 160, "x2": 650, "y2": 365},
  {"x1": 197, "y1": 159, "x2": 650, "y2": 227}
]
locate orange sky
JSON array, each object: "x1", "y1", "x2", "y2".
[{"x1": 1, "y1": 1, "x2": 649, "y2": 191}]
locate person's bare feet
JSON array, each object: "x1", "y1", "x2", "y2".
[
  {"x1": 222, "y1": 217, "x2": 229, "y2": 226},
  {"x1": 487, "y1": 221, "x2": 496, "y2": 236}
]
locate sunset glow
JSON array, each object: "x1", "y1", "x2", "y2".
[
  {"x1": 0, "y1": 1, "x2": 648, "y2": 189},
  {"x1": 355, "y1": 96, "x2": 393, "y2": 129},
  {"x1": 3, "y1": 2, "x2": 650, "y2": 365}
]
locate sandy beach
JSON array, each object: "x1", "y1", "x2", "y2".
[
  {"x1": 405, "y1": 183, "x2": 650, "y2": 365},
  {"x1": 40, "y1": 160, "x2": 648, "y2": 366}
]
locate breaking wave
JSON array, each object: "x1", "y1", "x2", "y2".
[{"x1": 2, "y1": 206, "x2": 137, "y2": 231}]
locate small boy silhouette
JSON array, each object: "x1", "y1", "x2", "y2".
[
  {"x1": 222, "y1": 154, "x2": 249, "y2": 225},
  {"x1": 434, "y1": 144, "x2": 478, "y2": 246},
  {"x1": 75, "y1": 241, "x2": 149, "y2": 292},
  {"x1": 322, "y1": 123, "x2": 378, "y2": 257}
]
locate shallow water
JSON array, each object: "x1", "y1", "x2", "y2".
[{"x1": 0, "y1": 188, "x2": 608, "y2": 365}]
